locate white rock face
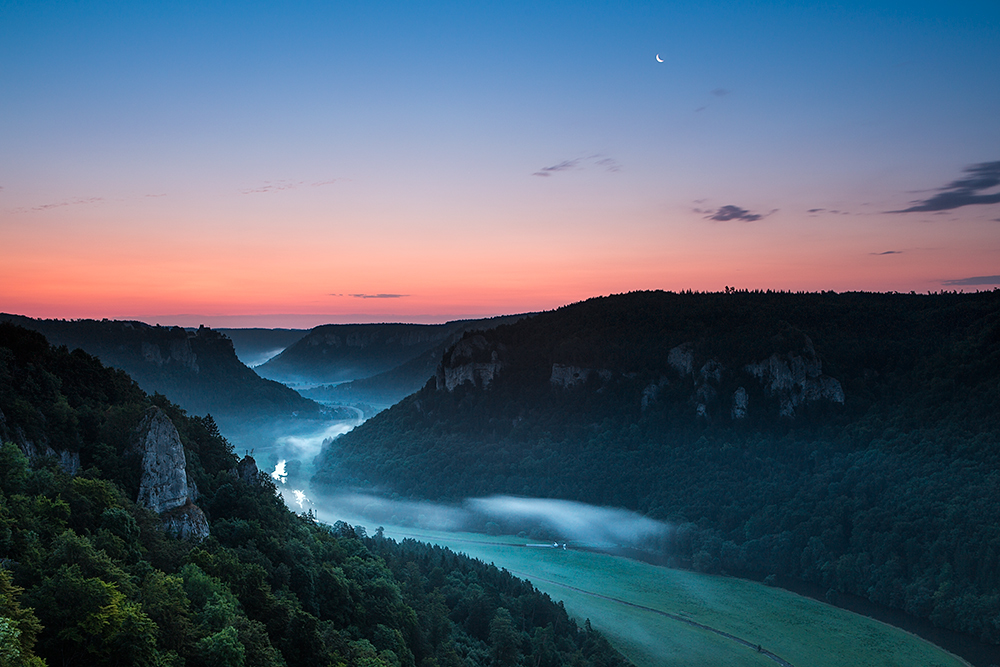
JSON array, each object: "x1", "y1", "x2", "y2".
[
  {"x1": 668, "y1": 343, "x2": 695, "y2": 376},
  {"x1": 17, "y1": 438, "x2": 80, "y2": 475},
  {"x1": 162, "y1": 503, "x2": 210, "y2": 541},
  {"x1": 436, "y1": 335, "x2": 504, "y2": 391},
  {"x1": 440, "y1": 361, "x2": 502, "y2": 391},
  {"x1": 136, "y1": 407, "x2": 190, "y2": 513},
  {"x1": 59, "y1": 450, "x2": 81, "y2": 475},
  {"x1": 732, "y1": 387, "x2": 749, "y2": 419},
  {"x1": 745, "y1": 338, "x2": 844, "y2": 417}
]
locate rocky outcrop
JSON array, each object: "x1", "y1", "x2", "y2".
[
  {"x1": 134, "y1": 407, "x2": 209, "y2": 540},
  {"x1": 136, "y1": 408, "x2": 190, "y2": 513},
  {"x1": 667, "y1": 343, "x2": 695, "y2": 377},
  {"x1": 550, "y1": 364, "x2": 612, "y2": 388},
  {"x1": 666, "y1": 336, "x2": 844, "y2": 419},
  {"x1": 17, "y1": 438, "x2": 81, "y2": 475},
  {"x1": 745, "y1": 337, "x2": 844, "y2": 417},
  {"x1": 731, "y1": 387, "x2": 748, "y2": 419},
  {"x1": 162, "y1": 502, "x2": 210, "y2": 540},
  {"x1": 235, "y1": 454, "x2": 264, "y2": 485},
  {"x1": 436, "y1": 335, "x2": 504, "y2": 391}
]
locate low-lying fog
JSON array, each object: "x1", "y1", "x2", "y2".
[
  {"x1": 232, "y1": 416, "x2": 671, "y2": 555},
  {"x1": 292, "y1": 490, "x2": 671, "y2": 553}
]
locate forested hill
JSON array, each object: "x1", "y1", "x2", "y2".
[
  {"x1": 0, "y1": 314, "x2": 321, "y2": 425},
  {"x1": 313, "y1": 289, "x2": 1000, "y2": 643},
  {"x1": 0, "y1": 322, "x2": 629, "y2": 667},
  {"x1": 257, "y1": 315, "x2": 527, "y2": 387}
]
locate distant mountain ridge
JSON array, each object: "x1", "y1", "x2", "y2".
[
  {"x1": 0, "y1": 314, "x2": 321, "y2": 425},
  {"x1": 216, "y1": 327, "x2": 308, "y2": 367},
  {"x1": 259, "y1": 314, "x2": 529, "y2": 401},
  {"x1": 313, "y1": 289, "x2": 1000, "y2": 645}
]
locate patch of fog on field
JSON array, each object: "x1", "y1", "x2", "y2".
[
  {"x1": 299, "y1": 491, "x2": 670, "y2": 553},
  {"x1": 470, "y1": 496, "x2": 668, "y2": 549}
]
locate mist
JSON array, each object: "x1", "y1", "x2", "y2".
[
  {"x1": 469, "y1": 496, "x2": 668, "y2": 548},
  {"x1": 243, "y1": 347, "x2": 287, "y2": 367},
  {"x1": 239, "y1": 417, "x2": 670, "y2": 555},
  {"x1": 293, "y1": 489, "x2": 671, "y2": 555}
]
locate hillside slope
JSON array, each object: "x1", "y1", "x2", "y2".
[
  {"x1": 257, "y1": 315, "x2": 527, "y2": 389},
  {"x1": 313, "y1": 289, "x2": 1000, "y2": 643},
  {"x1": 0, "y1": 322, "x2": 629, "y2": 667},
  {"x1": 216, "y1": 327, "x2": 308, "y2": 367},
  {"x1": 0, "y1": 314, "x2": 321, "y2": 427}
]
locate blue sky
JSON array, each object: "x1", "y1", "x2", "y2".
[{"x1": 2, "y1": 1, "x2": 999, "y2": 325}]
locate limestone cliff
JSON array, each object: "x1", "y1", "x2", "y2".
[
  {"x1": 665, "y1": 336, "x2": 844, "y2": 420},
  {"x1": 134, "y1": 407, "x2": 209, "y2": 539},
  {"x1": 744, "y1": 336, "x2": 845, "y2": 417},
  {"x1": 436, "y1": 335, "x2": 505, "y2": 391}
]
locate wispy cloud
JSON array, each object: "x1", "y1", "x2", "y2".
[
  {"x1": 532, "y1": 154, "x2": 620, "y2": 177},
  {"x1": 941, "y1": 275, "x2": 1000, "y2": 286},
  {"x1": 241, "y1": 179, "x2": 337, "y2": 194},
  {"x1": 699, "y1": 204, "x2": 775, "y2": 222},
  {"x1": 31, "y1": 197, "x2": 103, "y2": 211},
  {"x1": 533, "y1": 159, "x2": 580, "y2": 177},
  {"x1": 871, "y1": 250, "x2": 902, "y2": 255},
  {"x1": 346, "y1": 293, "x2": 409, "y2": 299},
  {"x1": 889, "y1": 161, "x2": 1000, "y2": 213}
]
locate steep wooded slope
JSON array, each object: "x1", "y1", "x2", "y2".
[
  {"x1": 313, "y1": 290, "x2": 1000, "y2": 643},
  {"x1": 0, "y1": 314, "x2": 321, "y2": 425},
  {"x1": 0, "y1": 322, "x2": 629, "y2": 667}
]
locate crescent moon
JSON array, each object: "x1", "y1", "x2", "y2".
[{"x1": 655, "y1": 54, "x2": 663, "y2": 63}]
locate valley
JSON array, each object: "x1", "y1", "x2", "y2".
[{"x1": 289, "y1": 497, "x2": 970, "y2": 667}]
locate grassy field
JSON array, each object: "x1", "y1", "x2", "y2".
[{"x1": 376, "y1": 526, "x2": 968, "y2": 667}]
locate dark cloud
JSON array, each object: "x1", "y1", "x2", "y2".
[
  {"x1": 871, "y1": 250, "x2": 902, "y2": 255},
  {"x1": 594, "y1": 157, "x2": 621, "y2": 172},
  {"x1": 532, "y1": 155, "x2": 619, "y2": 177},
  {"x1": 533, "y1": 159, "x2": 580, "y2": 177},
  {"x1": 348, "y1": 293, "x2": 409, "y2": 299},
  {"x1": 711, "y1": 88, "x2": 730, "y2": 97},
  {"x1": 889, "y1": 161, "x2": 1000, "y2": 213},
  {"x1": 705, "y1": 205, "x2": 771, "y2": 222},
  {"x1": 941, "y1": 275, "x2": 1000, "y2": 286},
  {"x1": 808, "y1": 208, "x2": 824, "y2": 213}
]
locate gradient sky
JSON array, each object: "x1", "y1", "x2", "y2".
[{"x1": 2, "y1": 1, "x2": 999, "y2": 327}]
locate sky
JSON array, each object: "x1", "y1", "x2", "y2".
[{"x1": 2, "y1": 1, "x2": 999, "y2": 327}]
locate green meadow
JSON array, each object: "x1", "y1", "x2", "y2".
[{"x1": 379, "y1": 526, "x2": 968, "y2": 667}]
